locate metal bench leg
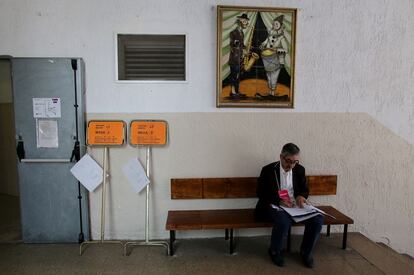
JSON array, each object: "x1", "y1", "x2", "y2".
[
  {"x1": 287, "y1": 227, "x2": 291, "y2": 252},
  {"x1": 342, "y1": 224, "x2": 348, "y2": 249},
  {"x1": 225, "y1": 229, "x2": 229, "y2": 240},
  {"x1": 229, "y1": 229, "x2": 234, "y2": 254},
  {"x1": 169, "y1": 230, "x2": 175, "y2": 256},
  {"x1": 327, "y1": 225, "x2": 331, "y2": 237}
]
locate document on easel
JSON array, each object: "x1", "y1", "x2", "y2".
[
  {"x1": 122, "y1": 158, "x2": 150, "y2": 193},
  {"x1": 70, "y1": 154, "x2": 103, "y2": 192}
]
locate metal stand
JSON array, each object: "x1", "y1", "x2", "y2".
[
  {"x1": 124, "y1": 147, "x2": 169, "y2": 256},
  {"x1": 80, "y1": 147, "x2": 123, "y2": 255},
  {"x1": 71, "y1": 59, "x2": 84, "y2": 243}
]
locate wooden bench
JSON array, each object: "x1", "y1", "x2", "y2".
[{"x1": 166, "y1": 176, "x2": 353, "y2": 256}]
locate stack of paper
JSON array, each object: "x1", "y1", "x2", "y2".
[{"x1": 280, "y1": 205, "x2": 324, "y2": 223}]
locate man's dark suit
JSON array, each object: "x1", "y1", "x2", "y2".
[
  {"x1": 254, "y1": 161, "x2": 323, "y2": 261},
  {"x1": 255, "y1": 161, "x2": 308, "y2": 220}
]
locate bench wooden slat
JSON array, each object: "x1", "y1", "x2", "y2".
[
  {"x1": 171, "y1": 178, "x2": 203, "y2": 199},
  {"x1": 171, "y1": 176, "x2": 338, "y2": 199},
  {"x1": 200, "y1": 209, "x2": 271, "y2": 229},
  {"x1": 166, "y1": 206, "x2": 353, "y2": 231},
  {"x1": 166, "y1": 210, "x2": 203, "y2": 230},
  {"x1": 317, "y1": 206, "x2": 353, "y2": 224},
  {"x1": 308, "y1": 176, "x2": 337, "y2": 195},
  {"x1": 203, "y1": 178, "x2": 257, "y2": 198}
]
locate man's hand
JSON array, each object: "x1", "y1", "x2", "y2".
[
  {"x1": 280, "y1": 199, "x2": 293, "y2": 208},
  {"x1": 296, "y1": 196, "x2": 307, "y2": 208}
]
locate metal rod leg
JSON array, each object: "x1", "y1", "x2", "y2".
[
  {"x1": 342, "y1": 224, "x2": 348, "y2": 249},
  {"x1": 327, "y1": 225, "x2": 331, "y2": 237},
  {"x1": 123, "y1": 147, "x2": 169, "y2": 257},
  {"x1": 145, "y1": 147, "x2": 151, "y2": 243},
  {"x1": 287, "y1": 227, "x2": 291, "y2": 252},
  {"x1": 225, "y1": 229, "x2": 229, "y2": 240},
  {"x1": 170, "y1": 230, "x2": 175, "y2": 256},
  {"x1": 77, "y1": 181, "x2": 84, "y2": 243},
  {"x1": 229, "y1": 229, "x2": 234, "y2": 254}
]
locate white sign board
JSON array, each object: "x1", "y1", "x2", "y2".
[{"x1": 32, "y1": 98, "x2": 61, "y2": 118}]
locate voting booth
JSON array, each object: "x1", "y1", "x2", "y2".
[{"x1": 12, "y1": 58, "x2": 89, "y2": 243}]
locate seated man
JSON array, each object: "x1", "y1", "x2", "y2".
[{"x1": 254, "y1": 143, "x2": 323, "y2": 268}]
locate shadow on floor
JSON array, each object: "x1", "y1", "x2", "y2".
[{"x1": 0, "y1": 194, "x2": 21, "y2": 243}]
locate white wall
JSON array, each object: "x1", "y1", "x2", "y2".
[
  {"x1": 1, "y1": 0, "x2": 413, "y2": 256},
  {"x1": 1, "y1": 0, "x2": 413, "y2": 144}
]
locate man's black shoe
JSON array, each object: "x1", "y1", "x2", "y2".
[
  {"x1": 268, "y1": 248, "x2": 284, "y2": 267},
  {"x1": 300, "y1": 251, "x2": 314, "y2": 268}
]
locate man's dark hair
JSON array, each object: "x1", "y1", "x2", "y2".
[{"x1": 281, "y1": 143, "x2": 300, "y2": 156}]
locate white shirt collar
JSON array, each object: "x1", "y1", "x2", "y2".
[{"x1": 279, "y1": 162, "x2": 292, "y2": 176}]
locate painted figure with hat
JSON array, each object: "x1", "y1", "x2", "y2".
[
  {"x1": 256, "y1": 14, "x2": 289, "y2": 98},
  {"x1": 228, "y1": 13, "x2": 250, "y2": 99}
]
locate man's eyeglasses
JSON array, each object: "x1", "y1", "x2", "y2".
[{"x1": 282, "y1": 156, "x2": 299, "y2": 165}]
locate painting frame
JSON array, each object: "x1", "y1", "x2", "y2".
[{"x1": 216, "y1": 5, "x2": 297, "y2": 108}]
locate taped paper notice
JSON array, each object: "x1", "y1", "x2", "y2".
[
  {"x1": 36, "y1": 119, "x2": 59, "y2": 148},
  {"x1": 122, "y1": 158, "x2": 150, "y2": 193},
  {"x1": 33, "y1": 98, "x2": 61, "y2": 118},
  {"x1": 70, "y1": 154, "x2": 103, "y2": 192}
]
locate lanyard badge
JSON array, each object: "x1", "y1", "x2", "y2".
[{"x1": 278, "y1": 189, "x2": 291, "y2": 203}]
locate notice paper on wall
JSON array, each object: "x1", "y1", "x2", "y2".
[
  {"x1": 122, "y1": 158, "x2": 150, "y2": 193},
  {"x1": 70, "y1": 154, "x2": 103, "y2": 192},
  {"x1": 36, "y1": 119, "x2": 59, "y2": 148},
  {"x1": 32, "y1": 98, "x2": 61, "y2": 118}
]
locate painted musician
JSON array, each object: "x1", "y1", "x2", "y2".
[
  {"x1": 256, "y1": 15, "x2": 289, "y2": 98},
  {"x1": 228, "y1": 13, "x2": 249, "y2": 99}
]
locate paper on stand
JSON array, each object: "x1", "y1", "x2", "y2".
[
  {"x1": 70, "y1": 154, "x2": 103, "y2": 192},
  {"x1": 122, "y1": 158, "x2": 150, "y2": 193}
]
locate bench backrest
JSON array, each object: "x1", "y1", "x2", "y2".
[{"x1": 171, "y1": 176, "x2": 337, "y2": 199}]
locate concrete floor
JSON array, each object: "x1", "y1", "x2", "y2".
[
  {"x1": 0, "y1": 194, "x2": 413, "y2": 274},
  {"x1": 0, "y1": 233, "x2": 413, "y2": 275}
]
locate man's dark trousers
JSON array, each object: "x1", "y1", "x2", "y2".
[{"x1": 269, "y1": 208, "x2": 324, "y2": 256}]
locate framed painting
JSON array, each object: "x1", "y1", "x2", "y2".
[{"x1": 216, "y1": 6, "x2": 297, "y2": 108}]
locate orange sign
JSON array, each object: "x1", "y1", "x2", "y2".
[
  {"x1": 87, "y1": 121, "x2": 126, "y2": 146},
  {"x1": 130, "y1": 120, "x2": 168, "y2": 146}
]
